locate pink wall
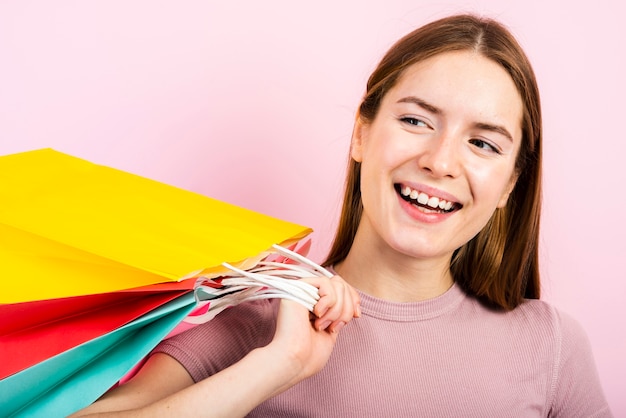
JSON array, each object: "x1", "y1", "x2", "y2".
[{"x1": 1, "y1": 1, "x2": 624, "y2": 413}]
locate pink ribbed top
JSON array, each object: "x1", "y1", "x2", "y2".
[{"x1": 154, "y1": 283, "x2": 612, "y2": 417}]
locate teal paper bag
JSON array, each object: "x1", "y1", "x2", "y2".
[{"x1": 0, "y1": 292, "x2": 196, "y2": 417}]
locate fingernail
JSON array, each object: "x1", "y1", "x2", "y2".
[
  {"x1": 317, "y1": 307, "x2": 329, "y2": 318},
  {"x1": 333, "y1": 321, "x2": 346, "y2": 333},
  {"x1": 318, "y1": 320, "x2": 331, "y2": 331}
]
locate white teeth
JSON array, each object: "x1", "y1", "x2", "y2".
[
  {"x1": 399, "y1": 185, "x2": 455, "y2": 212},
  {"x1": 427, "y1": 196, "x2": 439, "y2": 208}
]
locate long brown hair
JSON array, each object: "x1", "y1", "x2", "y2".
[{"x1": 324, "y1": 14, "x2": 542, "y2": 310}]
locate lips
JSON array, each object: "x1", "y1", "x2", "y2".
[{"x1": 394, "y1": 184, "x2": 461, "y2": 213}]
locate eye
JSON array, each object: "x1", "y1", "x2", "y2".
[
  {"x1": 400, "y1": 117, "x2": 428, "y2": 127},
  {"x1": 469, "y1": 138, "x2": 501, "y2": 154}
]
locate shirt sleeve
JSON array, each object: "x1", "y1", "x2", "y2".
[
  {"x1": 151, "y1": 298, "x2": 278, "y2": 383},
  {"x1": 548, "y1": 310, "x2": 613, "y2": 417}
]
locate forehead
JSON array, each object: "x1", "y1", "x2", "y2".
[{"x1": 387, "y1": 51, "x2": 524, "y2": 141}]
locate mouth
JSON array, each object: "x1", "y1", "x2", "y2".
[{"x1": 394, "y1": 183, "x2": 462, "y2": 214}]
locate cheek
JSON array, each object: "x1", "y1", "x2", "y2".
[
  {"x1": 468, "y1": 162, "x2": 516, "y2": 207},
  {"x1": 362, "y1": 135, "x2": 414, "y2": 173}
]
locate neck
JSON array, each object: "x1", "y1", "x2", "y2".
[{"x1": 334, "y1": 235, "x2": 454, "y2": 303}]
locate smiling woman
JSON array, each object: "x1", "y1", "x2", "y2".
[
  {"x1": 327, "y1": 18, "x2": 540, "y2": 311},
  {"x1": 72, "y1": 14, "x2": 612, "y2": 418},
  {"x1": 346, "y1": 51, "x2": 523, "y2": 297}
]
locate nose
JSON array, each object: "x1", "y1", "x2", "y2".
[{"x1": 417, "y1": 132, "x2": 462, "y2": 178}]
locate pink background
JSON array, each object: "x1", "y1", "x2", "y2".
[{"x1": 1, "y1": 1, "x2": 624, "y2": 413}]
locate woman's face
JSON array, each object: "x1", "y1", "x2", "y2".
[{"x1": 351, "y1": 51, "x2": 523, "y2": 263}]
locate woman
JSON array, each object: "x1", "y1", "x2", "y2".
[{"x1": 73, "y1": 14, "x2": 611, "y2": 417}]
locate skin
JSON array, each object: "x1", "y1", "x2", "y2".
[
  {"x1": 338, "y1": 50, "x2": 523, "y2": 302},
  {"x1": 72, "y1": 50, "x2": 523, "y2": 417}
]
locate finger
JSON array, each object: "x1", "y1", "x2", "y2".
[
  {"x1": 326, "y1": 274, "x2": 360, "y2": 318},
  {"x1": 301, "y1": 275, "x2": 360, "y2": 332},
  {"x1": 327, "y1": 281, "x2": 358, "y2": 332},
  {"x1": 349, "y1": 284, "x2": 361, "y2": 318},
  {"x1": 301, "y1": 276, "x2": 336, "y2": 319},
  {"x1": 304, "y1": 277, "x2": 342, "y2": 331},
  {"x1": 323, "y1": 273, "x2": 360, "y2": 318},
  {"x1": 316, "y1": 277, "x2": 357, "y2": 332}
]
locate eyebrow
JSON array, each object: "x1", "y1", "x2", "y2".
[
  {"x1": 473, "y1": 122, "x2": 514, "y2": 142},
  {"x1": 397, "y1": 96, "x2": 514, "y2": 142},
  {"x1": 397, "y1": 96, "x2": 442, "y2": 115}
]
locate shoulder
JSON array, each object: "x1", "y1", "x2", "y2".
[
  {"x1": 501, "y1": 299, "x2": 595, "y2": 362},
  {"x1": 174, "y1": 298, "x2": 278, "y2": 345},
  {"x1": 514, "y1": 300, "x2": 611, "y2": 416},
  {"x1": 510, "y1": 299, "x2": 589, "y2": 344},
  {"x1": 152, "y1": 299, "x2": 279, "y2": 382}
]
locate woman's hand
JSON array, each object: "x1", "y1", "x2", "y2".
[
  {"x1": 70, "y1": 275, "x2": 360, "y2": 417},
  {"x1": 266, "y1": 274, "x2": 361, "y2": 386}
]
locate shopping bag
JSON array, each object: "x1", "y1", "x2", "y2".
[
  {"x1": 0, "y1": 149, "x2": 319, "y2": 417},
  {"x1": 0, "y1": 148, "x2": 311, "y2": 303},
  {"x1": 0, "y1": 282, "x2": 192, "y2": 379},
  {"x1": 0, "y1": 292, "x2": 197, "y2": 417},
  {"x1": 0, "y1": 245, "x2": 330, "y2": 418}
]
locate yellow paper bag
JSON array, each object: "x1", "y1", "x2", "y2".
[{"x1": 0, "y1": 149, "x2": 311, "y2": 303}]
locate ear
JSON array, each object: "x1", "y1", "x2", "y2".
[
  {"x1": 497, "y1": 171, "x2": 519, "y2": 208},
  {"x1": 350, "y1": 116, "x2": 368, "y2": 163}
]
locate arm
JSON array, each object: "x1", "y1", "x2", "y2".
[{"x1": 71, "y1": 275, "x2": 360, "y2": 417}]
